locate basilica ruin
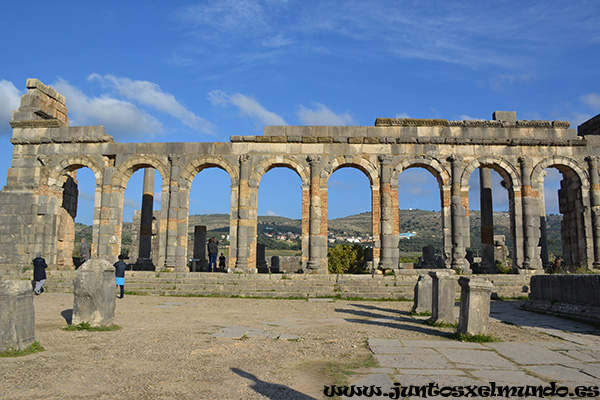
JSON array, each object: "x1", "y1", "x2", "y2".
[{"x1": 1, "y1": 79, "x2": 600, "y2": 275}]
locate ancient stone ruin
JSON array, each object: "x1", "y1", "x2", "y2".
[{"x1": 2, "y1": 79, "x2": 600, "y2": 275}]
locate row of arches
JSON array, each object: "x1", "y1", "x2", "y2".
[{"x1": 51, "y1": 153, "x2": 595, "y2": 273}]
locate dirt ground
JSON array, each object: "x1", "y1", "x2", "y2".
[{"x1": 0, "y1": 293, "x2": 551, "y2": 400}]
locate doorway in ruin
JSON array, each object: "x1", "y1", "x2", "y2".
[
  {"x1": 121, "y1": 167, "x2": 163, "y2": 270},
  {"x1": 467, "y1": 164, "x2": 517, "y2": 273},
  {"x1": 326, "y1": 166, "x2": 373, "y2": 273},
  {"x1": 256, "y1": 167, "x2": 302, "y2": 273},
  {"x1": 56, "y1": 166, "x2": 97, "y2": 269},
  {"x1": 397, "y1": 167, "x2": 444, "y2": 268},
  {"x1": 535, "y1": 163, "x2": 592, "y2": 270},
  {"x1": 187, "y1": 167, "x2": 231, "y2": 272}
]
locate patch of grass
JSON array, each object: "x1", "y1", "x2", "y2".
[
  {"x1": 305, "y1": 352, "x2": 378, "y2": 389},
  {"x1": 410, "y1": 310, "x2": 432, "y2": 317},
  {"x1": 0, "y1": 341, "x2": 45, "y2": 357},
  {"x1": 450, "y1": 332, "x2": 499, "y2": 342},
  {"x1": 63, "y1": 322, "x2": 122, "y2": 332},
  {"x1": 123, "y1": 290, "x2": 147, "y2": 296},
  {"x1": 425, "y1": 319, "x2": 458, "y2": 328}
]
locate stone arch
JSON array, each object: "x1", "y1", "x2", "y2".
[
  {"x1": 392, "y1": 156, "x2": 451, "y2": 188},
  {"x1": 251, "y1": 155, "x2": 310, "y2": 187},
  {"x1": 460, "y1": 156, "x2": 521, "y2": 190},
  {"x1": 531, "y1": 156, "x2": 589, "y2": 189},
  {"x1": 48, "y1": 156, "x2": 103, "y2": 188},
  {"x1": 112, "y1": 155, "x2": 170, "y2": 189},
  {"x1": 180, "y1": 156, "x2": 237, "y2": 190},
  {"x1": 321, "y1": 155, "x2": 379, "y2": 186}
]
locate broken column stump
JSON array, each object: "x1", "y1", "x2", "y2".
[
  {"x1": 72, "y1": 259, "x2": 116, "y2": 327},
  {"x1": 411, "y1": 274, "x2": 432, "y2": 314},
  {"x1": 429, "y1": 270, "x2": 456, "y2": 324},
  {"x1": 457, "y1": 276, "x2": 493, "y2": 336},
  {"x1": 0, "y1": 280, "x2": 35, "y2": 351}
]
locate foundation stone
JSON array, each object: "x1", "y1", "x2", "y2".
[
  {"x1": 457, "y1": 276, "x2": 493, "y2": 335},
  {"x1": 72, "y1": 259, "x2": 116, "y2": 327},
  {"x1": 429, "y1": 270, "x2": 456, "y2": 324},
  {"x1": 411, "y1": 274, "x2": 432, "y2": 314},
  {"x1": 0, "y1": 280, "x2": 35, "y2": 351}
]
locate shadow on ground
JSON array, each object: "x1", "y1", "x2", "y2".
[{"x1": 231, "y1": 368, "x2": 317, "y2": 400}]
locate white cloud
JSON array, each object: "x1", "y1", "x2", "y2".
[
  {"x1": 264, "y1": 210, "x2": 279, "y2": 216},
  {"x1": 208, "y1": 90, "x2": 286, "y2": 126},
  {"x1": 297, "y1": 103, "x2": 354, "y2": 125},
  {"x1": 88, "y1": 74, "x2": 215, "y2": 135},
  {"x1": 52, "y1": 78, "x2": 164, "y2": 137},
  {"x1": 581, "y1": 93, "x2": 600, "y2": 110},
  {"x1": 394, "y1": 112, "x2": 411, "y2": 119},
  {"x1": 123, "y1": 196, "x2": 139, "y2": 210},
  {"x1": 0, "y1": 80, "x2": 22, "y2": 135}
]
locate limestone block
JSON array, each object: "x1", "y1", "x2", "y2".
[
  {"x1": 0, "y1": 280, "x2": 35, "y2": 351},
  {"x1": 429, "y1": 270, "x2": 456, "y2": 324},
  {"x1": 457, "y1": 277, "x2": 493, "y2": 336},
  {"x1": 411, "y1": 274, "x2": 432, "y2": 314},
  {"x1": 72, "y1": 259, "x2": 116, "y2": 327}
]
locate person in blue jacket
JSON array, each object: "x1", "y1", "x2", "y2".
[
  {"x1": 113, "y1": 254, "x2": 127, "y2": 299},
  {"x1": 32, "y1": 252, "x2": 47, "y2": 295}
]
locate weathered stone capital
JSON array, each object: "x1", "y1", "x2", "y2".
[
  {"x1": 447, "y1": 155, "x2": 463, "y2": 165},
  {"x1": 306, "y1": 154, "x2": 321, "y2": 165},
  {"x1": 586, "y1": 156, "x2": 599, "y2": 168},
  {"x1": 168, "y1": 154, "x2": 182, "y2": 165},
  {"x1": 378, "y1": 155, "x2": 392, "y2": 165},
  {"x1": 239, "y1": 154, "x2": 251, "y2": 165},
  {"x1": 518, "y1": 156, "x2": 531, "y2": 167}
]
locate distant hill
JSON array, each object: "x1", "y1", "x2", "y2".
[{"x1": 75, "y1": 210, "x2": 563, "y2": 259}]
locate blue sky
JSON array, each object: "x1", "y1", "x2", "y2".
[{"x1": 1, "y1": 0, "x2": 599, "y2": 225}]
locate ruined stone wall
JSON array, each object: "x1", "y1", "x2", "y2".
[{"x1": 2, "y1": 79, "x2": 600, "y2": 275}]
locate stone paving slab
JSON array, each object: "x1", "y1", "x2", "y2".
[
  {"x1": 436, "y1": 347, "x2": 517, "y2": 369},
  {"x1": 484, "y1": 342, "x2": 581, "y2": 365}
]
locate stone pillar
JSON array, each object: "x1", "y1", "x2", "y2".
[
  {"x1": 96, "y1": 166, "x2": 122, "y2": 262},
  {"x1": 411, "y1": 274, "x2": 432, "y2": 314},
  {"x1": 0, "y1": 281, "x2": 35, "y2": 351},
  {"x1": 519, "y1": 157, "x2": 542, "y2": 271},
  {"x1": 270, "y1": 255, "x2": 280, "y2": 273},
  {"x1": 135, "y1": 168, "x2": 155, "y2": 270},
  {"x1": 379, "y1": 155, "x2": 398, "y2": 270},
  {"x1": 191, "y1": 225, "x2": 208, "y2": 272},
  {"x1": 235, "y1": 155, "x2": 252, "y2": 272},
  {"x1": 447, "y1": 155, "x2": 470, "y2": 272},
  {"x1": 165, "y1": 155, "x2": 187, "y2": 271},
  {"x1": 538, "y1": 178, "x2": 550, "y2": 269},
  {"x1": 307, "y1": 155, "x2": 326, "y2": 272},
  {"x1": 587, "y1": 156, "x2": 600, "y2": 269},
  {"x1": 72, "y1": 259, "x2": 116, "y2": 327},
  {"x1": 256, "y1": 243, "x2": 268, "y2": 272},
  {"x1": 457, "y1": 276, "x2": 493, "y2": 336},
  {"x1": 429, "y1": 270, "x2": 456, "y2": 324},
  {"x1": 479, "y1": 167, "x2": 495, "y2": 272}
]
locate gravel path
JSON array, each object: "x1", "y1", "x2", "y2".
[{"x1": 0, "y1": 294, "x2": 552, "y2": 399}]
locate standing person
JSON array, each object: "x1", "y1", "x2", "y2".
[
  {"x1": 113, "y1": 254, "x2": 127, "y2": 299},
  {"x1": 80, "y1": 238, "x2": 91, "y2": 263},
  {"x1": 218, "y1": 252, "x2": 226, "y2": 271},
  {"x1": 32, "y1": 252, "x2": 47, "y2": 295},
  {"x1": 207, "y1": 237, "x2": 219, "y2": 272}
]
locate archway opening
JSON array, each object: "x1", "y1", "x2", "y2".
[
  {"x1": 121, "y1": 167, "x2": 164, "y2": 270},
  {"x1": 327, "y1": 166, "x2": 372, "y2": 274},
  {"x1": 468, "y1": 167, "x2": 513, "y2": 273},
  {"x1": 397, "y1": 167, "x2": 443, "y2": 268},
  {"x1": 188, "y1": 167, "x2": 231, "y2": 272},
  {"x1": 256, "y1": 167, "x2": 302, "y2": 273},
  {"x1": 57, "y1": 166, "x2": 96, "y2": 269},
  {"x1": 539, "y1": 166, "x2": 588, "y2": 270}
]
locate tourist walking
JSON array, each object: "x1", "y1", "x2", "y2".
[
  {"x1": 114, "y1": 254, "x2": 127, "y2": 299},
  {"x1": 32, "y1": 252, "x2": 47, "y2": 295},
  {"x1": 207, "y1": 237, "x2": 219, "y2": 272}
]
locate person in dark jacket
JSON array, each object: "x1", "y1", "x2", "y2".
[
  {"x1": 32, "y1": 252, "x2": 47, "y2": 295},
  {"x1": 114, "y1": 254, "x2": 127, "y2": 299},
  {"x1": 207, "y1": 237, "x2": 219, "y2": 272}
]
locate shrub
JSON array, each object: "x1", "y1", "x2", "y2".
[{"x1": 327, "y1": 244, "x2": 366, "y2": 274}]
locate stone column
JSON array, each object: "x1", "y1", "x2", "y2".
[
  {"x1": 586, "y1": 156, "x2": 600, "y2": 269},
  {"x1": 448, "y1": 155, "x2": 470, "y2": 272},
  {"x1": 165, "y1": 155, "x2": 186, "y2": 271},
  {"x1": 379, "y1": 155, "x2": 398, "y2": 270},
  {"x1": 411, "y1": 274, "x2": 432, "y2": 314},
  {"x1": 519, "y1": 157, "x2": 542, "y2": 271},
  {"x1": 0, "y1": 280, "x2": 35, "y2": 351},
  {"x1": 136, "y1": 168, "x2": 155, "y2": 269},
  {"x1": 457, "y1": 276, "x2": 493, "y2": 336},
  {"x1": 235, "y1": 155, "x2": 252, "y2": 272},
  {"x1": 429, "y1": 270, "x2": 456, "y2": 324},
  {"x1": 479, "y1": 167, "x2": 495, "y2": 271},
  {"x1": 96, "y1": 166, "x2": 122, "y2": 262},
  {"x1": 307, "y1": 155, "x2": 326, "y2": 272},
  {"x1": 256, "y1": 243, "x2": 268, "y2": 272}
]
